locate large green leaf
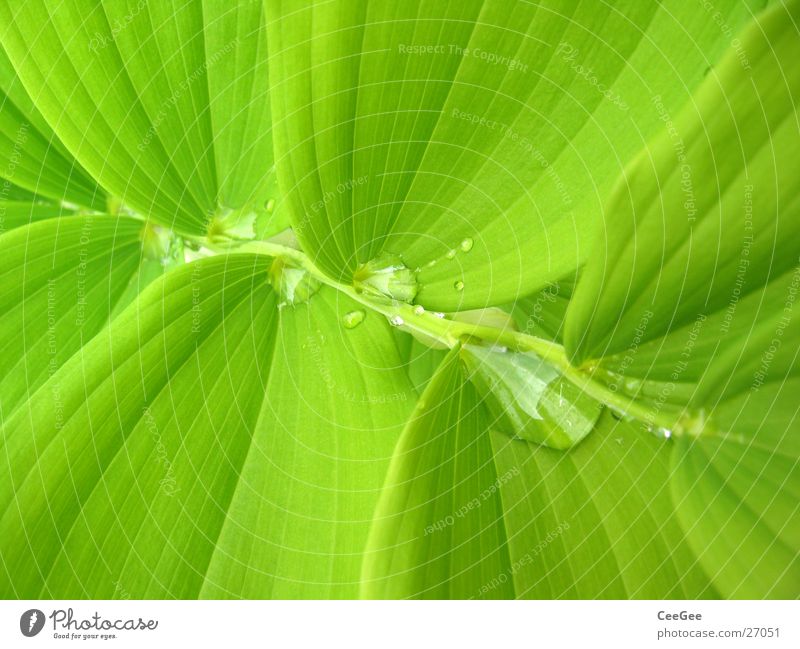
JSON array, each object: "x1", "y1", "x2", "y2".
[
  {"x1": 0, "y1": 1, "x2": 274, "y2": 234},
  {"x1": 491, "y1": 413, "x2": 717, "y2": 598},
  {"x1": 508, "y1": 273, "x2": 576, "y2": 344},
  {"x1": 0, "y1": 256, "x2": 416, "y2": 597},
  {"x1": 566, "y1": 0, "x2": 800, "y2": 383},
  {"x1": 0, "y1": 199, "x2": 76, "y2": 233},
  {"x1": 200, "y1": 288, "x2": 415, "y2": 598},
  {"x1": 670, "y1": 379, "x2": 800, "y2": 598},
  {"x1": 268, "y1": 0, "x2": 761, "y2": 308},
  {"x1": 364, "y1": 347, "x2": 715, "y2": 597},
  {"x1": 0, "y1": 46, "x2": 104, "y2": 209},
  {"x1": 560, "y1": 0, "x2": 800, "y2": 598},
  {"x1": 0, "y1": 216, "x2": 147, "y2": 420},
  {"x1": 362, "y1": 349, "x2": 514, "y2": 598}
]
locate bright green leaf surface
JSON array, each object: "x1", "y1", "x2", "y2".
[
  {"x1": 199, "y1": 287, "x2": 415, "y2": 598},
  {"x1": 362, "y1": 349, "x2": 514, "y2": 599},
  {"x1": 0, "y1": 257, "x2": 415, "y2": 598},
  {"x1": 492, "y1": 413, "x2": 718, "y2": 598},
  {"x1": 670, "y1": 379, "x2": 800, "y2": 598},
  {"x1": 0, "y1": 255, "x2": 274, "y2": 597},
  {"x1": 0, "y1": 216, "x2": 145, "y2": 420},
  {"x1": 0, "y1": 0, "x2": 795, "y2": 602},
  {"x1": 508, "y1": 274, "x2": 576, "y2": 344},
  {"x1": 0, "y1": 1, "x2": 274, "y2": 235},
  {"x1": 0, "y1": 199, "x2": 76, "y2": 233},
  {"x1": 566, "y1": 1, "x2": 800, "y2": 375},
  {"x1": 0, "y1": 46, "x2": 104, "y2": 209},
  {"x1": 364, "y1": 347, "x2": 716, "y2": 597},
  {"x1": 269, "y1": 0, "x2": 761, "y2": 308},
  {"x1": 559, "y1": 1, "x2": 800, "y2": 599}
]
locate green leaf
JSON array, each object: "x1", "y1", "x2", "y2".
[
  {"x1": 201, "y1": 290, "x2": 415, "y2": 598},
  {"x1": 579, "y1": 264, "x2": 800, "y2": 408},
  {"x1": 202, "y1": 0, "x2": 274, "y2": 213},
  {"x1": 0, "y1": 216, "x2": 146, "y2": 419},
  {"x1": 0, "y1": 180, "x2": 40, "y2": 202},
  {"x1": 0, "y1": 199, "x2": 76, "y2": 233},
  {"x1": 0, "y1": 46, "x2": 104, "y2": 209},
  {"x1": 670, "y1": 379, "x2": 800, "y2": 598},
  {"x1": 491, "y1": 413, "x2": 717, "y2": 598},
  {"x1": 0, "y1": 0, "x2": 795, "y2": 602},
  {"x1": 254, "y1": 168, "x2": 292, "y2": 240},
  {"x1": 566, "y1": 1, "x2": 800, "y2": 380},
  {"x1": 362, "y1": 349, "x2": 515, "y2": 598},
  {"x1": 268, "y1": 0, "x2": 762, "y2": 308},
  {"x1": 0, "y1": 0, "x2": 274, "y2": 235},
  {"x1": 508, "y1": 274, "x2": 576, "y2": 344},
  {"x1": 403, "y1": 335, "x2": 448, "y2": 395},
  {"x1": 0, "y1": 255, "x2": 271, "y2": 597},
  {"x1": 364, "y1": 348, "x2": 714, "y2": 598},
  {"x1": 0, "y1": 257, "x2": 416, "y2": 597},
  {"x1": 559, "y1": 1, "x2": 800, "y2": 598}
]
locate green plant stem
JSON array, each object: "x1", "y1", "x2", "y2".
[{"x1": 235, "y1": 238, "x2": 689, "y2": 435}]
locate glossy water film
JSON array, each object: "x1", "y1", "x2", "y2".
[
  {"x1": 268, "y1": 257, "x2": 322, "y2": 306},
  {"x1": 352, "y1": 252, "x2": 419, "y2": 303},
  {"x1": 460, "y1": 344, "x2": 602, "y2": 450}
]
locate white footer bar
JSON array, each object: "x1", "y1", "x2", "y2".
[{"x1": 1, "y1": 600, "x2": 796, "y2": 648}]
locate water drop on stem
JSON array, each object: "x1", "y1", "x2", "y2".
[{"x1": 342, "y1": 310, "x2": 366, "y2": 329}]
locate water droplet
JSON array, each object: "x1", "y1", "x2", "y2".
[
  {"x1": 268, "y1": 258, "x2": 321, "y2": 305},
  {"x1": 265, "y1": 198, "x2": 276, "y2": 213},
  {"x1": 454, "y1": 280, "x2": 464, "y2": 291},
  {"x1": 140, "y1": 223, "x2": 184, "y2": 266},
  {"x1": 389, "y1": 315, "x2": 405, "y2": 327},
  {"x1": 445, "y1": 249, "x2": 457, "y2": 260},
  {"x1": 413, "y1": 305, "x2": 425, "y2": 316},
  {"x1": 433, "y1": 312, "x2": 445, "y2": 319},
  {"x1": 460, "y1": 237, "x2": 474, "y2": 252},
  {"x1": 460, "y1": 345, "x2": 602, "y2": 450},
  {"x1": 649, "y1": 426, "x2": 673, "y2": 439},
  {"x1": 342, "y1": 310, "x2": 365, "y2": 329},
  {"x1": 353, "y1": 253, "x2": 419, "y2": 303},
  {"x1": 623, "y1": 378, "x2": 641, "y2": 394},
  {"x1": 608, "y1": 405, "x2": 635, "y2": 422}
]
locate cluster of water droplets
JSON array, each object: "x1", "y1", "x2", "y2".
[{"x1": 418, "y1": 237, "x2": 474, "y2": 294}]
